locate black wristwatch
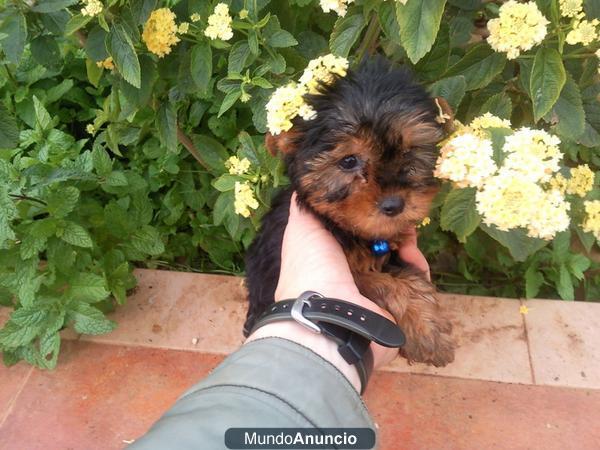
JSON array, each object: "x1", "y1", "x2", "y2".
[{"x1": 248, "y1": 291, "x2": 406, "y2": 394}]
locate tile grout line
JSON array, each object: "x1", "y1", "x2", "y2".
[
  {"x1": 520, "y1": 298, "x2": 537, "y2": 385},
  {"x1": 0, "y1": 366, "x2": 35, "y2": 429}
]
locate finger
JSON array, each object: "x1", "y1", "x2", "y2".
[{"x1": 397, "y1": 229, "x2": 430, "y2": 280}]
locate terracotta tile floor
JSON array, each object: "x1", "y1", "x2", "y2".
[{"x1": 1, "y1": 269, "x2": 599, "y2": 450}]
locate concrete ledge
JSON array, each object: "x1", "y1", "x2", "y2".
[{"x1": 73, "y1": 268, "x2": 600, "y2": 390}]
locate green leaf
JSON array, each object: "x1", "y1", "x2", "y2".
[
  {"x1": 218, "y1": 91, "x2": 242, "y2": 118},
  {"x1": 191, "y1": 42, "x2": 213, "y2": 94},
  {"x1": 552, "y1": 230, "x2": 570, "y2": 264},
  {"x1": 575, "y1": 226, "x2": 596, "y2": 253},
  {"x1": 30, "y1": 35, "x2": 62, "y2": 70},
  {"x1": 20, "y1": 235, "x2": 47, "y2": 260},
  {"x1": 109, "y1": 23, "x2": 141, "y2": 88},
  {"x1": 0, "y1": 320, "x2": 43, "y2": 348},
  {"x1": 92, "y1": 146, "x2": 113, "y2": 176},
  {"x1": 228, "y1": 41, "x2": 252, "y2": 74},
  {"x1": 190, "y1": 134, "x2": 229, "y2": 173},
  {"x1": 0, "y1": 103, "x2": 19, "y2": 149},
  {"x1": 212, "y1": 175, "x2": 238, "y2": 192},
  {"x1": 530, "y1": 47, "x2": 566, "y2": 122},
  {"x1": 0, "y1": 10, "x2": 27, "y2": 65},
  {"x1": 46, "y1": 186, "x2": 80, "y2": 218},
  {"x1": 487, "y1": 127, "x2": 513, "y2": 166},
  {"x1": 479, "y1": 92, "x2": 512, "y2": 119},
  {"x1": 444, "y1": 44, "x2": 507, "y2": 91},
  {"x1": 440, "y1": 188, "x2": 481, "y2": 242},
  {"x1": 131, "y1": 225, "x2": 165, "y2": 256},
  {"x1": 428, "y1": 76, "x2": 466, "y2": 111},
  {"x1": 68, "y1": 302, "x2": 116, "y2": 335},
  {"x1": 65, "y1": 13, "x2": 93, "y2": 36},
  {"x1": 329, "y1": 14, "x2": 366, "y2": 58},
  {"x1": 85, "y1": 26, "x2": 109, "y2": 61},
  {"x1": 266, "y1": 30, "x2": 298, "y2": 48},
  {"x1": 68, "y1": 273, "x2": 110, "y2": 303},
  {"x1": 0, "y1": 185, "x2": 17, "y2": 246},
  {"x1": 548, "y1": 73, "x2": 585, "y2": 140},
  {"x1": 556, "y1": 264, "x2": 574, "y2": 300},
  {"x1": 568, "y1": 254, "x2": 591, "y2": 281},
  {"x1": 396, "y1": 0, "x2": 447, "y2": 63},
  {"x1": 33, "y1": 96, "x2": 53, "y2": 131},
  {"x1": 248, "y1": 30, "x2": 260, "y2": 55},
  {"x1": 379, "y1": 1, "x2": 400, "y2": 41},
  {"x1": 482, "y1": 225, "x2": 548, "y2": 262},
  {"x1": 414, "y1": 23, "x2": 450, "y2": 81},
  {"x1": 60, "y1": 222, "x2": 93, "y2": 248},
  {"x1": 525, "y1": 265, "x2": 544, "y2": 298},
  {"x1": 32, "y1": 0, "x2": 78, "y2": 12},
  {"x1": 103, "y1": 171, "x2": 128, "y2": 187},
  {"x1": 156, "y1": 102, "x2": 178, "y2": 153}
]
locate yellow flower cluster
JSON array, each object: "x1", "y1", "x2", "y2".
[
  {"x1": 191, "y1": 13, "x2": 201, "y2": 22},
  {"x1": 502, "y1": 128, "x2": 562, "y2": 183},
  {"x1": 299, "y1": 53, "x2": 349, "y2": 94},
  {"x1": 435, "y1": 133, "x2": 497, "y2": 188},
  {"x1": 81, "y1": 0, "x2": 102, "y2": 17},
  {"x1": 583, "y1": 200, "x2": 600, "y2": 239},
  {"x1": 566, "y1": 164, "x2": 595, "y2": 197},
  {"x1": 204, "y1": 3, "x2": 233, "y2": 41},
  {"x1": 234, "y1": 182, "x2": 259, "y2": 218},
  {"x1": 437, "y1": 115, "x2": 572, "y2": 239},
  {"x1": 487, "y1": 1, "x2": 549, "y2": 59},
  {"x1": 142, "y1": 8, "x2": 181, "y2": 58},
  {"x1": 476, "y1": 169, "x2": 570, "y2": 239},
  {"x1": 566, "y1": 19, "x2": 599, "y2": 46},
  {"x1": 226, "y1": 156, "x2": 251, "y2": 175},
  {"x1": 559, "y1": 0, "x2": 583, "y2": 17},
  {"x1": 96, "y1": 57, "x2": 114, "y2": 70},
  {"x1": 319, "y1": 0, "x2": 355, "y2": 17},
  {"x1": 266, "y1": 54, "x2": 348, "y2": 134}
]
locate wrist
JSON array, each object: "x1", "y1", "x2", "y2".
[{"x1": 245, "y1": 321, "x2": 362, "y2": 391}]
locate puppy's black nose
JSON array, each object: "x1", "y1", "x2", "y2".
[{"x1": 379, "y1": 196, "x2": 405, "y2": 217}]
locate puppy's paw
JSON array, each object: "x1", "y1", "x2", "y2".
[{"x1": 399, "y1": 316, "x2": 455, "y2": 367}]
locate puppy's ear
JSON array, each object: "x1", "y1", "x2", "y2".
[
  {"x1": 434, "y1": 97, "x2": 456, "y2": 135},
  {"x1": 265, "y1": 131, "x2": 300, "y2": 156}
]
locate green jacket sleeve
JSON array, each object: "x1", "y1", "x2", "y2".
[{"x1": 130, "y1": 337, "x2": 376, "y2": 449}]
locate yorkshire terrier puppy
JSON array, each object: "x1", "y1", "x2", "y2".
[{"x1": 243, "y1": 58, "x2": 455, "y2": 367}]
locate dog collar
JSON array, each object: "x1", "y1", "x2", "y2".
[{"x1": 371, "y1": 239, "x2": 390, "y2": 256}]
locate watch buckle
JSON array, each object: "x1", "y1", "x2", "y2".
[{"x1": 291, "y1": 291, "x2": 322, "y2": 334}]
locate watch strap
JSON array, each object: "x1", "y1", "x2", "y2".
[{"x1": 248, "y1": 292, "x2": 405, "y2": 394}]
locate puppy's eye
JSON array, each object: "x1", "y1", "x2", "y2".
[{"x1": 338, "y1": 155, "x2": 359, "y2": 170}]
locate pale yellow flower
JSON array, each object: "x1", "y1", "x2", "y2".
[
  {"x1": 234, "y1": 182, "x2": 259, "y2": 218},
  {"x1": 266, "y1": 83, "x2": 306, "y2": 135},
  {"x1": 419, "y1": 217, "x2": 431, "y2": 227},
  {"x1": 319, "y1": 0, "x2": 355, "y2": 17},
  {"x1": 81, "y1": 0, "x2": 102, "y2": 17},
  {"x1": 501, "y1": 128, "x2": 562, "y2": 183},
  {"x1": 142, "y1": 8, "x2": 181, "y2": 58},
  {"x1": 519, "y1": 305, "x2": 529, "y2": 314},
  {"x1": 527, "y1": 189, "x2": 571, "y2": 239},
  {"x1": 487, "y1": 1, "x2": 549, "y2": 59},
  {"x1": 559, "y1": 0, "x2": 584, "y2": 17},
  {"x1": 549, "y1": 173, "x2": 568, "y2": 193},
  {"x1": 566, "y1": 164, "x2": 595, "y2": 197},
  {"x1": 96, "y1": 57, "x2": 114, "y2": 70},
  {"x1": 190, "y1": 13, "x2": 201, "y2": 22},
  {"x1": 566, "y1": 19, "x2": 599, "y2": 46},
  {"x1": 468, "y1": 113, "x2": 512, "y2": 139},
  {"x1": 583, "y1": 200, "x2": 600, "y2": 239},
  {"x1": 86, "y1": 124, "x2": 96, "y2": 135},
  {"x1": 476, "y1": 169, "x2": 545, "y2": 231},
  {"x1": 299, "y1": 54, "x2": 349, "y2": 94},
  {"x1": 239, "y1": 9, "x2": 249, "y2": 19},
  {"x1": 226, "y1": 156, "x2": 251, "y2": 175},
  {"x1": 204, "y1": 3, "x2": 233, "y2": 41},
  {"x1": 178, "y1": 22, "x2": 190, "y2": 34},
  {"x1": 434, "y1": 133, "x2": 498, "y2": 188}
]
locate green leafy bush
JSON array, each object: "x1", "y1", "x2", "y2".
[{"x1": 0, "y1": 0, "x2": 598, "y2": 368}]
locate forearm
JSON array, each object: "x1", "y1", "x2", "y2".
[{"x1": 130, "y1": 338, "x2": 375, "y2": 449}]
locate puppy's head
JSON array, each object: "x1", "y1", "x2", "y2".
[{"x1": 268, "y1": 58, "x2": 443, "y2": 241}]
